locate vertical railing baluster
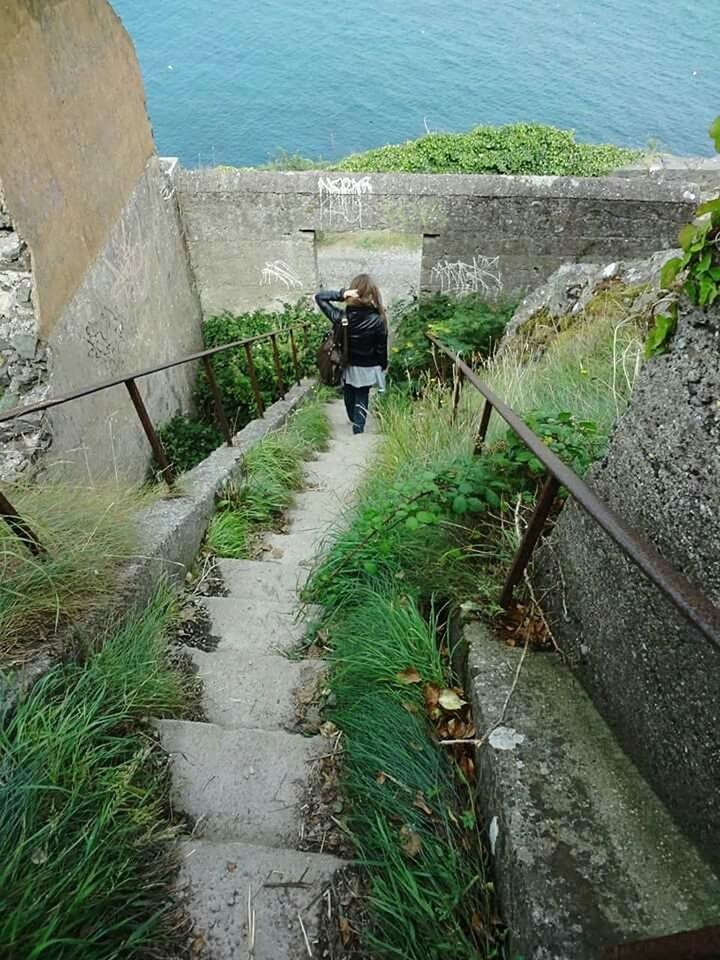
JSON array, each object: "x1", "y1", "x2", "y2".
[
  {"x1": 451, "y1": 362, "x2": 464, "y2": 422},
  {"x1": 202, "y1": 355, "x2": 233, "y2": 446},
  {"x1": 243, "y1": 341, "x2": 265, "y2": 417},
  {"x1": 124, "y1": 378, "x2": 175, "y2": 486},
  {"x1": 475, "y1": 397, "x2": 494, "y2": 451},
  {"x1": 500, "y1": 473, "x2": 560, "y2": 608},
  {"x1": 270, "y1": 333, "x2": 286, "y2": 398},
  {"x1": 289, "y1": 329, "x2": 301, "y2": 385},
  {"x1": 0, "y1": 489, "x2": 45, "y2": 556}
]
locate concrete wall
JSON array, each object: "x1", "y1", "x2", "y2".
[
  {"x1": 0, "y1": 1, "x2": 202, "y2": 483},
  {"x1": 538, "y1": 300, "x2": 720, "y2": 869},
  {"x1": 177, "y1": 168, "x2": 701, "y2": 318}
]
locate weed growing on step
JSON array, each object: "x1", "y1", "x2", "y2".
[
  {"x1": 207, "y1": 395, "x2": 331, "y2": 559},
  {"x1": 0, "y1": 483, "x2": 154, "y2": 664},
  {"x1": 0, "y1": 587, "x2": 188, "y2": 959}
]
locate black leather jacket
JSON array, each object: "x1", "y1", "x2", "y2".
[{"x1": 315, "y1": 291, "x2": 388, "y2": 368}]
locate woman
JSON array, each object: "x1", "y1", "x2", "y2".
[{"x1": 315, "y1": 274, "x2": 388, "y2": 434}]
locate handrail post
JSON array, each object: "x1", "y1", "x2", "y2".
[
  {"x1": 451, "y1": 361, "x2": 464, "y2": 421},
  {"x1": 202, "y1": 356, "x2": 233, "y2": 446},
  {"x1": 0, "y1": 489, "x2": 46, "y2": 556},
  {"x1": 500, "y1": 472, "x2": 560, "y2": 608},
  {"x1": 475, "y1": 397, "x2": 494, "y2": 451},
  {"x1": 270, "y1": 333, "x2": 286, "y2": 398},
  {"x1": 289, "y1": 329, "x2": 302, "y2": 385},
  {"x1": 124, "y1": 378, "x2": 175, "y2": 486},
  {"x1": 243, "y1": 341, "x2": 265, "y2": 417}
]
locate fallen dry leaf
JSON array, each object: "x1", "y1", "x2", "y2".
[
  {"x1": 471, "y1": 911, "x2": 485, "y2": 931},
  {"x1": 438, "y1": 689, "x2": 467, "y2": 711},
  {"x1": 226, "y1": 861, "x2": 237, "y2": 873},
  {"x1": 423, "y1": 684, "x2": 440, "y2": 709},
  {"x1": 320, "y1": 721, "x2": 339, "y2": 738},
  {"x1": 375, "y1": 771, "x2": 387, "y2": 785},
  {"x1": 339, "y1": 918, "x2": 352, "y2": 945},
  {"x1": 400, "y1": 825, "x2": 423, "y2": 858},
  {"x1": 396, "y1": 666, "x2": 422, "y2": 685},
  {"x1": 191, "y1": 934, "x2": 206, "y2": 956},
  {"x1": 413, "y1": 791, "x2": 433, "y2": 816}
]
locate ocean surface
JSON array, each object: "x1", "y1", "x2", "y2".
[{"x1": 112, "y1": 0, "x2": 718, "y2": 168}]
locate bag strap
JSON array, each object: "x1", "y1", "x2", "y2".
[{"x1": 341, "y1": 318, "x2": 349, "y2": 368}]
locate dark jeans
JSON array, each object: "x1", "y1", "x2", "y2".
[{"x1": 343, "y1": 383, "x2": 370, "y2": 433}]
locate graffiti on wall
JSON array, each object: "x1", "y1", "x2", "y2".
[
  {"x1": 431, "y1": 256, "x2": 502, "y2": 296},
  {"x1": 260, "y1": 260, "x2": 303, "y2": 289},
  {"x1": 318, "y1": 175, "x2": 372, "y2": 226}
]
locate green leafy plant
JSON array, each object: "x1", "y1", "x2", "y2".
[
  {"x1": 389, "y1": 294, "x2": 515, "y2": 382},
  {"x1": 158, "y1": 412, "x2": 224, "y2": 474},
  {"x1": 644, "y1": 304, "x2": 679, "y2": 359},
  {"x1": 655, "y1": 118, "x2": 720, "y2": 346}
]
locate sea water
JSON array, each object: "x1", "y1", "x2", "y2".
[{"x1": 112, "y1": 0, "x2": 718, "y2": 168}]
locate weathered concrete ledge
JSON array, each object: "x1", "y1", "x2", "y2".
[
  {"x1": 128, "y1": 379, "x2": 314, "y2": 600},
  {"x1": 466, "y1": 622, "x2": 720, "y2": 960},
  {"x1": 1, "y1": 381, "x2": 314, "y2": 709}
]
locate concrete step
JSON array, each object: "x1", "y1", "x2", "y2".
[
  {"x1": 190, "y1": 647, "x2": 324, "y2": 730},
  {"x1": 216, "y1": 557, "x2": 308, "y2": 600},
  {"x1": 202, "y1": 597, "x2": 308, "y2": 654},
  {"x1": 258, "y1": 531, "x2": 327, "y2": 568},
  {"x1": 177, "y1": 839, "x2": 342, "y2": 960},
  {"x1": 466, "y1": 623, "x2": 720, "y2": 958},
  {"x1": 158, "y1": 719, "x2": 327, "y2": 846}
]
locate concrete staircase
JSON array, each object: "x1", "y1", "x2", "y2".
[{"x1": 160, "y1": 400, "x2": 377, "y2": 959}]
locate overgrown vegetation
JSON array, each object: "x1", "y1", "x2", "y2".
[
  {"x1": 158, "y1": 302, "x2": 325, "y2": 476},
  {"x1": 389, "y1": 294, "x2": 515, "y2": 384},
  {"x1": 0, "y1": 589, "x2": 187, "y2": 959},
  {"x1": 0, "y1": 483, "x2": 153, "y2": 663},
  {"x1": 207, "y1": 393, "x2": 331, "y2": 558},
  {"x1": 261, "y1": 123, "x2": 641, "y2": 176}
]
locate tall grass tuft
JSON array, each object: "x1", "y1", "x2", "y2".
[
  {"x1": 325, "y1": 588, "x2": 494, "y2": 959},
  {"x1": 0, "y1": 587, "x2": 186, "y2": 958},
  {"x1": 208, "y1": 394, "x2": 331, "y2": 558},
  {"x1": 0, "y1": 483, "x2": 153, "y2": 663}
]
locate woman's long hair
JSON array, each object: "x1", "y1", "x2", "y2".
[{"x1": 349, "y1": 273, "x2": 387, "y2": 330}]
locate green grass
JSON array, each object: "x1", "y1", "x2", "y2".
[
  {"x1": 325, "y1": 587, "x2": 497, "y2": 959},
  {"x1": 207, "y1": 394, "x2": 331, "y2": 558},
  {"x1": 480, "y1": 290, "x2": 646, "y2": 441},
  {"x1": 256, "y1": 123, "x2": 641, "y2": 176},
  {"x1": 0, "y1": 587, "x2": 187, "y2": 959},
  {"x1": 0, "y1": 483, "x2": 154, "y2": 664}
]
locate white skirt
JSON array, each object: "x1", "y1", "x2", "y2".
[{"x1": 342, "y1": 365, "x2": 386, "y2": 391}]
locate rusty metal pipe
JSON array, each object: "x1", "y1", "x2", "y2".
[
  {"x1": 124, "y1": 378, "x2": 175, "y2": 486},
  {"x1": 0, "y1": 489, "x2": 46, "y2": 556},
  {"x1": 427, "y1": 334, "x2": 720, "y2": 650},
  {"x1": 243, "y1": 342, "x2": 265, "y2": 417},
  {"x1": 202, "y1": 356, "x2": 233, "y2": 446},
  {"x1": 500, "y1": 473, "x2": 560, "y2": 608},
  {"x1": 270, "y1": 333, "x2": 286, "y2": 398}
]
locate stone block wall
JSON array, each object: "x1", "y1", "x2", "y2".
[
  {"x1": 538, "y1": 300, "x2": 720, "y2": 869},
  {"x1": 176, "y1": 168, "x2": 702, "y2": 318},
  {"x1": 0, "y1": 181, "x2": 51, "y2": 477}
]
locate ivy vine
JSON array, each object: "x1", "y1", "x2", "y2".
[{"x1": 647, "y1": 117, "x2": 720, "y2": 358}]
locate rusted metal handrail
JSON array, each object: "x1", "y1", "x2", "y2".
[
  {"x1": 427, "y1": 334, "x2": 720, "y2": 652},
  {"x1": 0, "y1": 321, "x2": 317, "y2": 553}
]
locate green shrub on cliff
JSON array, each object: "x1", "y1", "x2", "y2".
[{"x1": 263, "y1": 123, "x2": 640, "y2": 175}]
